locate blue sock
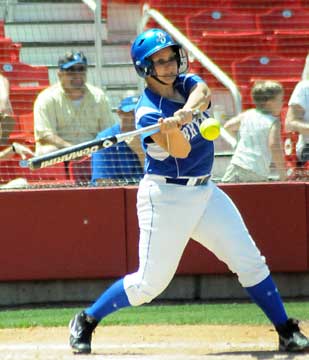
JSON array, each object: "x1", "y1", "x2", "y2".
[
  {"x1": 245, "y1": 275, "x2": 288, "y2": 326},
  {"x1": 85, "y1": 278, "x2": 131, "y2": 322}
]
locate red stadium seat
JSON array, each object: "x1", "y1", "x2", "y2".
[
  {"x1": 231, "y1": 54, "x2": 304, "y2": 108},
  {"x1": 68, "y1": 156, "x2": 92, "y2": 184},
  {"x1": 301, "y1": 0, "x2": 309, "y2": 8},
  {"x1": 0, "y1": 38, "x2": 21, "y2": 63},
  {"x1": 0, "y1": 20, "x2": 4, "y2": 38},
  {"x1": 9, "y1": 112, "x2": 35, "y2": 145},
  {"x1": 1, "y1": 62, "x2": 48, "y2": 119},
  {"x1": 0, "y1": 157, "x2": 69, "y2": 184},
  {"x1": 101, "y1": 0, "x2": 107, "y2": 19},
  {"x1": 0, "y1": 62, "x2": 49, "y2": 88},
  {"x1": 186, "y1": 8, "x2": 271, "y2": 76},
  {"x1": 145, "y1": 0, "x2": 230, "y2": 33},
  {"x1": 186, "y1": 7, "x2": 259, "y2": 40},
  {"x1": 10, "y1": 86, "x2": 45, "y2": 115},
  {"x1": 257, "y1": 7, "x2": 309, "y2": 58},
  {"x1": 229, "y1": 0, "x2": 301, "y2": 14}
]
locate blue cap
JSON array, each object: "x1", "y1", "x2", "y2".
[
  {"x1": 118, "y1": 95, "x2": 139, "y2": 112},
  {"x1": 58, "y1": 51, "x2": 88, "y2": 70}
]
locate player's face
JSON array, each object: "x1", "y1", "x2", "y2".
[
  {"x1": 58, "y1": 65, "x2": 87, "y2": 90},
  {"x1": 151, "y1": 47, "x2": 178, "y2": 83}
]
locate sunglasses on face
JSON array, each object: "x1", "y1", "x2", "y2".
[
  {"x1": 63, "y1": 65, "x2": 87, "y2": 73},
  {"x1": 152, "y1": 54, "x2": 178, "y2": 67}
]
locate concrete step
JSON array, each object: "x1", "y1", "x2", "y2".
[
  {"x1": 107, "y1": 2, "x2": 140, "y2": 33},
  {"x1": 48, "y1": 63, "x2": 138, "y2": 88},
  {"x1": 106, "y1": 2, "x2": 139, "y2": 42},
  {"x1": 7, "y1": 2, "x2": 94, "y2": 22},
  {"x1": 4, "y1": 22, "x2": 107, "y2": 43},
  {"x1": 0, "y1": 1, "x2": 6, "y2": 19},
  {"x1": 19, "y1": 43, "x2": 132, "y2": 66}
]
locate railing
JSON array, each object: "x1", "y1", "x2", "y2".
[{"x1": 82, "y1": 0, "x2": 103, "y2": 88}]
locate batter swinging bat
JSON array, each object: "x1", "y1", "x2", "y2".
[{"x1": 20, "y1": 110, "x2": 202, "y2": 170}]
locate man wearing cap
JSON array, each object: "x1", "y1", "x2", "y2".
[
  {"x1": 34, "y1": 51, "x2": 115, "y2": 155},
  {"x1": 91, "y1": 95, "x2": 144, "y2": 185}
]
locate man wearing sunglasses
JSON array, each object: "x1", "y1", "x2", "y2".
[{"x1": 34, "y1": 51, "x2": 115, "y2": 155}]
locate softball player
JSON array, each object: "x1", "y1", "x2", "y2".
[{"x1": 69, "y1": 28, "x2": 309, "y2": 354}]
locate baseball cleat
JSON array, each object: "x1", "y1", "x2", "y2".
[
  {"x1": 69, "y1": 311, "x2": 98, "y2": 354},
  {"x1": 276, "y1": 318, "x2": 309, "y2": 352}
]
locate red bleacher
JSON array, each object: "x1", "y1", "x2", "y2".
[
  {"x1": 0, "y1": 38, "x2": 21, "y2": 63},
  {"x1": 231, "y1": 54, "x2": 304, "y2": 108},
  {"x1": 0, "y1": 20, "x2": 4, "y2": 38},
  {"x1": 257, "y1": 7, "x2": 309, "y2": 58},
  {"x1": 143, "y1": 0, "x2": 309, "y2": 179},
  {"x1": 0, "y1": 22, "x2": 74, "y2": 185},
  {"x1": 228, "y1": 0, "x2": 302, "y2": 13},
  {"x1": 1, "y1": 62, "x2": 49, "y2": 88},
  {"x1": 185, "y1": 8, "x2": 272, "y2": 78},
  {"x1": 144, "y1": 0, "x2": 231, "y2": 32}
]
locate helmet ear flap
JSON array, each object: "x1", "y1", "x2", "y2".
[
  {"x1": 144, "y1": 59, "x2": 154, "y2": 76},
  {"x1": 136, "y1": 58, "x2": 153, "y2": 77}
]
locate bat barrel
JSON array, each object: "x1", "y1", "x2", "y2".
[{"x1": 26, "y1": 138, "x2": 105, "y2": 170}]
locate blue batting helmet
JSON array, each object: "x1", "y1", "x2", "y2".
[{"x1": 131, "y1": 28, "x2": 183, "y2": 78}]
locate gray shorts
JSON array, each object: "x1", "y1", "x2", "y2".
[{"x1": 221, "y1": 164, "x2": 268, "y2": 183}]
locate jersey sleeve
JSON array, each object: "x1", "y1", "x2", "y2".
[
  {"x1": 180, "y1": 73, "x2": 205, "y2": 96},
  {"x1": 135, "y1": 107, "x2": 161, "y2": 147}
]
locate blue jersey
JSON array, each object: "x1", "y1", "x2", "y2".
[
  {"x1": 135, "y1": 73, "x2": 214, "y2": 178},
  {"x1": 91, "y1": 124, "x2": 143, "y2": 183}
]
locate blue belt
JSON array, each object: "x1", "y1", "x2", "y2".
[{"x1": 165, "y1": 175, "x2": 210, "y2": 186}]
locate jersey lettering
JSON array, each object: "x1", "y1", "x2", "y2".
[{"x1": 182, "y1": 117, "x2": 203, "y2": 141}]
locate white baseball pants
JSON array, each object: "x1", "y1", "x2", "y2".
[{"x1": 124, "y1": 175, "x2": 270, "y2": 306}]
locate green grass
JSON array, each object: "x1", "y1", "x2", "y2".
[{"x1": 0, "y1": 301, "x2": 309, "y2": 329}]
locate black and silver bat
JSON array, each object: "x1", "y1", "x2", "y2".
[{"x1": 20, "y1": 110, "x2": 202, "y2": 170}]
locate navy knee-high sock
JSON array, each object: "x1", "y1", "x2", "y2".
[
  {"x1": 85, "y1": 278, "x2": 131, "y2": 322},
  {"x1": 245, "y1": 275, "x2": 288, "y2": 326}
]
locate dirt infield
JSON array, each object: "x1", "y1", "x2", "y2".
[{"x1": 1, "y1": 324, "x2": 309, "y2": 359}]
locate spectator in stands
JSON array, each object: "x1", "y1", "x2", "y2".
[
  {"x1": 91, "y1": 95, "x2": 144, "y2": 185},
  {"x1": 0, "y1": 73, "x2": 15, "y2": 145},
  {"x1": 0, "y1": 73, "x2": 12, "y2": 116},
  {"x1": 222, "y1": 80, "x2": 286, "y2": 182},
  {"x1": 0, "y1": 74, "x2": 34, "y2": 159},
  {"x1": 34, "y1": 51, "x2": 115, "y2": 155},
  {"x1": 285, "y1": 80, "x2": 309, "y2": 162},
  {"x1": 0, "y1": 73, "x2": 34, "y2": 188},
  {"x1": 0, "y1": 116, "x2": 34, "y2": 189}
]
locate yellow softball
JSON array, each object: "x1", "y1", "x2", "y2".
[{"x1": 199, "y1": 118, "x2": 221, "y2": 141}]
